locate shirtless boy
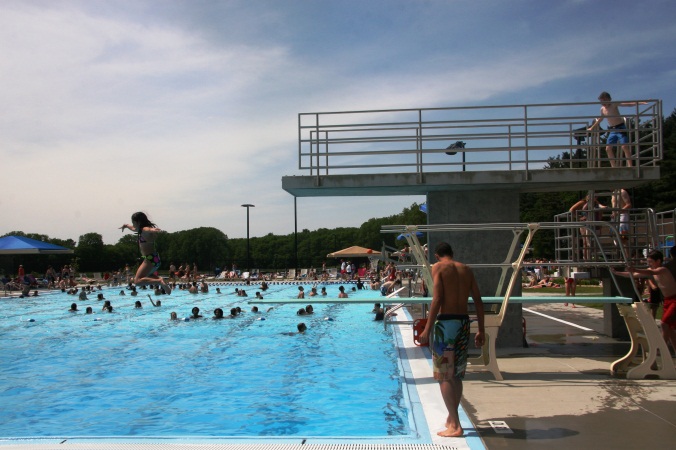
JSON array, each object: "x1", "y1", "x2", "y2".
[
  {"x1": 419, "y1": 242, "x2": 485, "y2": 437},
  {"x1": 613, "y1": 250, "x2": 676, "y2": 352},
  {"x1": 588, "y1": 92, "x2": 646, "y2": 167}
]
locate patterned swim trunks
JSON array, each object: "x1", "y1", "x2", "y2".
[{"x1": 432, "y1": 314, "x2": 470, "y2": 380}]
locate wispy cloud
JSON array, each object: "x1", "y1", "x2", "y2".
[{"x1": 1, "y1": 0, "x2": 674, "y2": 244}]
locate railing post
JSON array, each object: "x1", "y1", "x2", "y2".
[
  {"x1": 417, "y1": 109, "x2": 423, "y2": 183},
  {"x1": 523, "y1": 105, "x2": 529, "y2": 175},
  {"x1": 314, "y1": 114, "x2": 320, "y2": 185}
]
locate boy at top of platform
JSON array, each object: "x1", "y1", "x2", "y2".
[{"x1": 587, "y1": 92, "x2": 647, "y2": 168}]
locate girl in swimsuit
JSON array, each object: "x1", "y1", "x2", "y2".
[{"x1": 119, "y1": 212, "x2": 172, "y2": 295}]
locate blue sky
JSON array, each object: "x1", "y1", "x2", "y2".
[{"x1": 1, "y1": 0, "x2": 675, "y2": 245}]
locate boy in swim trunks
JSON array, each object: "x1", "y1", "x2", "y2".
[
  {"x1": 612, "y1": 250, "x2": 676, "y2": 354},
  {"x1": 588, "y1": 92, "x2": 647, "y2": 167},
  {"x1": 419, "y1": 242, "x2": 485, "y2": 438}
]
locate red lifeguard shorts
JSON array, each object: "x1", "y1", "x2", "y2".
[{"x1": 662, "y1": 296, "x2": 676, "y2": 329}]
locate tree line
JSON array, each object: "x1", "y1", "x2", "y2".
[{"x1": 3, "y1": 110, "x2": 675, "y2": 275}]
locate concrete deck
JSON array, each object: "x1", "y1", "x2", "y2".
[{"x1": 460, "y1": 301, "x2": 676, "y2": 449}]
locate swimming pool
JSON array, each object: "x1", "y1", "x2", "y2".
[{"x1": 0, "y1": 283, "x2": 421, "y2": 441}]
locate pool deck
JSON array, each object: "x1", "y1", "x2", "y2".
[
  {"x1": 1, "y1": 295, "x2": 675, "y2": 449},
  {"x1": 460, "y1": 301, "x2": 676, "y2": 449}
]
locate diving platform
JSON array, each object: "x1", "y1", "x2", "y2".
[{"x1": 282, "y1": 100, "x2": 662, "y2": 197}]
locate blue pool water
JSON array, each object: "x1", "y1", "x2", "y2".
[{"x1": 0, "y1": 283, "x2": 412, "y2": 439}]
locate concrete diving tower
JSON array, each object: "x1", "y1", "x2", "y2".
[{"x1": 282, "y1": 100, "x2": 663, "y2": 346}]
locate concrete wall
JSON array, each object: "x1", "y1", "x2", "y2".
[{"x1": 427, "y1": 190, "x2": 524, "y2": 347}]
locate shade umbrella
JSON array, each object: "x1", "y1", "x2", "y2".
[
  {"x1": 0, "y1": 236, "x2": 74, "y2": 255},
  {"x1": 327, "y1": 246, "x2": 381, "y2": 258}
]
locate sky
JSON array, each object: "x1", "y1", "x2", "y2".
[{"x1": 1, "y1": 0, "x2": 675, "y2": 245}]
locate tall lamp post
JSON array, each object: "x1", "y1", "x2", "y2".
[{"x1": 241, "y1": 204, "x2": 255, "y2": 272}]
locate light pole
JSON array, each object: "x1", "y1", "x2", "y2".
[{"x1": 241, "y1": 204, "x2": 255, "y2": 272}]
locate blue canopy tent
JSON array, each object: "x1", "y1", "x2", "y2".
[{"x1": 0, "y1": 236, "x2": 74, "y2": 255}]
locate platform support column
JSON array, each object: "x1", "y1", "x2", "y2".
[{"x1": 427, "y1": 190, "x2": 524, "y2": 348}]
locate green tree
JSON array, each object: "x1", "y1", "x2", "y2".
[{"x1": 75, "y1": 233, "x2": 105, "y2": 272}]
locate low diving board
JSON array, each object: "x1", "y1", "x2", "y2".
[{"x1": 247, "y1": 296, "x2": 632, "y2": 305}]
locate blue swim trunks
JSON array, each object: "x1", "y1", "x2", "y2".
[
  {"x1": 607, "y1": 123, "x2": 628, "y2": 145},
  {"x1": 432, "y1": 314, "x2": 470, "y2": 380}
]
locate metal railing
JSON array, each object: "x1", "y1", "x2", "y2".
[
  {"x1": 554, "y1": 205, "x2": 659, "y2": 267},
  {"x1": 655, "y1": 209, "x2": 676, "y2": 258},
  {"x1": 298, "y1": 100, "x2": 662, "y2": 179},
  {"x1": 381, "y1": 222, "x2": 639, "y2": 301}
]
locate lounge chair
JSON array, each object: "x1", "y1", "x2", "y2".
[{"x1": 286, "y1": 269, "x2": 297, "y2": 280}]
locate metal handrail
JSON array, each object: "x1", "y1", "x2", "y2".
[{"x1": 299, "y1": 100, "x2": 662, "y2": 176}]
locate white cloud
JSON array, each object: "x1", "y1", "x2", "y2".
[{"x1": 1, "y1": 0, "x2": 674, "y2": 246}]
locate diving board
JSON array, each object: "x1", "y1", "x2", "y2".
[{"x1": 246, "y1": 296, "x2": 632, "y2": 305}]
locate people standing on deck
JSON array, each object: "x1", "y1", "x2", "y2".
[
  {"x1": 119, "y1": 212, "x2": 171, "y2": 295},
  {"x1": 611, "y1": 188, "x2": 632, "y2": 251},
  {"x1": 612, "y1": 250, "x2": 676, "y2": 354},
  {"x1": 569, "y1": 194, "x2": 607, "y2": 261},
  {"x1": 346, "y1": 261, "x2": 353, "y2": 280},
  {"x1": 45, "y1": 265, "x2": 57, "y2": 288},
  {"x1": 418, "y1": 242, "x2": 485, "y2": 438}
]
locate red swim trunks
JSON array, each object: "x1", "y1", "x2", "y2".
[{"x1": 662, "y1": 296, "x2": 676, "y2": 329}]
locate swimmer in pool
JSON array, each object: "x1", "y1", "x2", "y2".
[
  {"x1": 190, "y1": 307, "x2": 202, "y2": 319},
  {"x1": 119, "y1": 211, "x2": 172, "y2": 295},
  {"x1": 170, "y1": 311, "x2": 178, "y2": 320},
  {"x1": 69, "y1": 303, "x2": 78, "y2": 312},
  {"x1": 213, "y1": 308, "x2": 224, "y2": 319},
  {"x1": 282, "y1": 322, "x2": 307, "y2": 335}
]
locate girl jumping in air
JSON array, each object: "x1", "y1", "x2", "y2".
[{"x1": 120, "y1": 212, "x2": 172, "y2": 295}]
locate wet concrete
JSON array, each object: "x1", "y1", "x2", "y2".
[{"x1": 462, "y1": 302, "x2": 676, "y2": 450}]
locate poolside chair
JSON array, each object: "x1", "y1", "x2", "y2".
[
  {"x1": 286, "y1": 269, "x2": 296, "y2": 280},
  {"x1": 241, "y1": 272, "x2": 250, "y2": 280},
  {"x1": 298, "y1": 268, "x2": 308, "y2": 279}
]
